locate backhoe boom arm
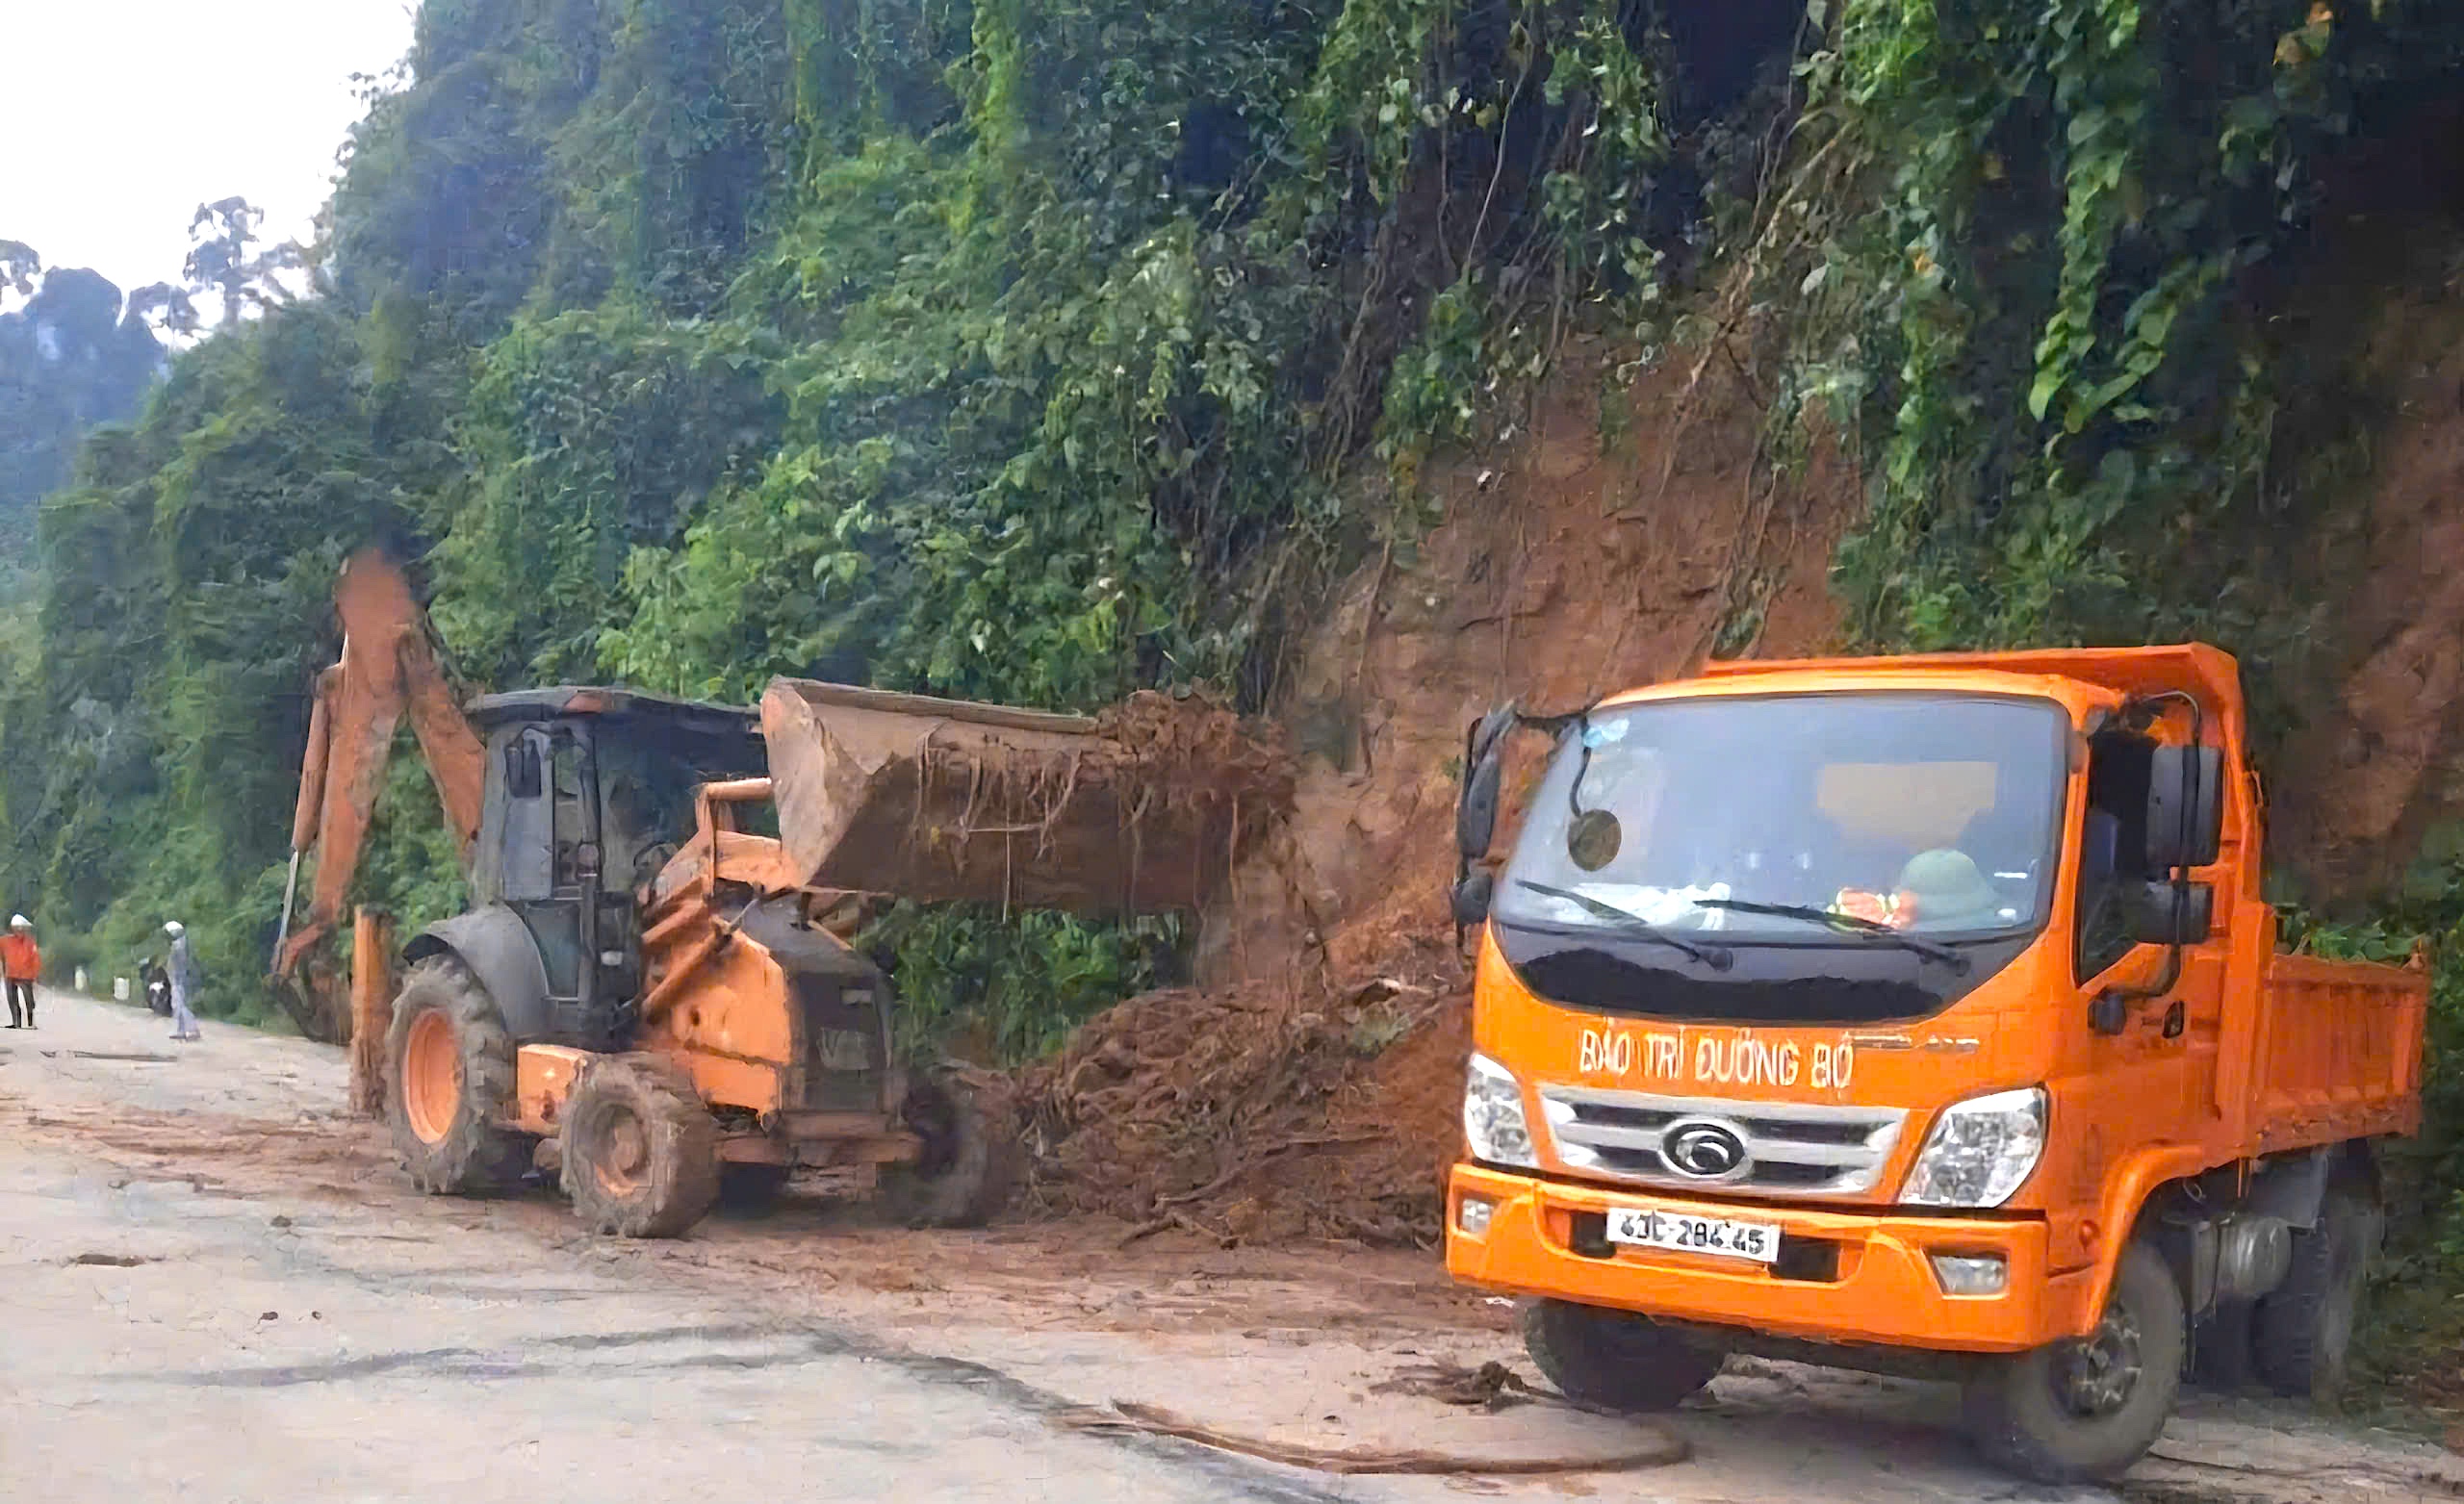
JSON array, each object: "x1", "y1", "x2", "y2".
[{"x1": 270, "y1": 550, "x2": 485, "y2": 985}]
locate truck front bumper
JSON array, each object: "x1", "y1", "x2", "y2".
[{"x1": 1448, "y1": 1163, "x2": 2090, "y2": 1354}]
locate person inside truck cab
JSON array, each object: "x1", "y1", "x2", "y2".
[{"x1": 1886, "y1": 848, "x2": 2022, "y2": 930}]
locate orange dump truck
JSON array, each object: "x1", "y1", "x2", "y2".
[{"x1": 1444, "y1": 646, "x2": 2426, "y2": 1483}]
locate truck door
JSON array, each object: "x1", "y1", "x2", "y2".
[
  {"x1": 500, "y1": 723, "x2": 608, "y2": 1045},
  {"x1": 2065, "y1": 724, "x2": 2221, "y2": 1222}
]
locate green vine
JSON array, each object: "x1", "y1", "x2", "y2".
[{"x1": 1762, "y1": 0, "x2": 2464, "y2": 657}]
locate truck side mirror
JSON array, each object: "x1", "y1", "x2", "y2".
[
  {"x1": 504, "y1": 740, "x2": 543, "y2": 800},
  {"x1": 2125, "y1": 880, "x2": 2213, "y2": 947},
  {"x1": 1450, "y1": 869, "x2": 1496, "y2": 927},
  {"x1": 1456, "y1": 705, "x2": 1516, "y2": 862},
  {"x1": 2145, "y1": 744, "x2": 2222, "y2": 870}
]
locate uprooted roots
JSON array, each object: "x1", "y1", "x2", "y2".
[
  {"x1": 1019, "y1": 936, "x2": 1469, "y2": 1247},
  {"x1": 891, "y1": 690, "x2": 1297, "y2": 912}
]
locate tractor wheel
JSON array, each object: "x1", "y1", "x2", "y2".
[
  {"x1": 2254, "y1": 1183, "x2": 2382, "y2": 1404},
  {"x1": 560, "y1": 1056, "x2": 721, "y2": 1238},
  {"x1": 1521, "y1": 1298, "x2": 1727, "y2": 1412},
  {"x1": 385, "y1": 956, "x2": 528, "y2": 1195},
  {"x1": 1963, "y1": 1239, "x2": 2185, "y2": 1484},
  {"x1": 880, "y1": 1066, "x2": 1023, "y2": 1228}
]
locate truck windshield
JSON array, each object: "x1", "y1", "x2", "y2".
[{"x1": 1492, "y1": 692, "x2": 2069, "y2": 1023}]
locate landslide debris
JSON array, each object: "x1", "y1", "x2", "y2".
[{"x1": 1021, "y1": 933, "x2": 1469, "y2": 1248}]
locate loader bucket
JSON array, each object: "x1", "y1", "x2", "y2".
[{"x1": 758, "y1": 678, "x2": 1290, "y2": 918}]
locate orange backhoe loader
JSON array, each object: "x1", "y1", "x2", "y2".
[{"x1": 275, "y1": 550, "x2": 1279, "y2": 1237}]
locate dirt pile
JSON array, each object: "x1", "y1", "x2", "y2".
[{"x1": 1024, "y1": 932, "x2": 1470, "y2": 1247}]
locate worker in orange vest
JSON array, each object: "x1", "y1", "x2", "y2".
[{"x1": 3, "y1": 915, "x2": 39, "y2": 1029}]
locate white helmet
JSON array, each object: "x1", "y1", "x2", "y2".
[
  {"x1": 163, "y1": 920, "x2": 184, "y2": 938},
  {"x1": 8, "y1": 915, "x2": 26, "y2": 930}
]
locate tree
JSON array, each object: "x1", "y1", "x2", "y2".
[
  {"x1": 0, "y1": 241, "x2": 38, "y2": 311},
  {"x1": 0, "y1": 261, "x2": 168, "y2": 555},
  {"x1": 184, "y1": 197, "x2": 302, "y2": 326},
  {"x1": 123, "y1": 283, "x2": 200, "y2": 340}
]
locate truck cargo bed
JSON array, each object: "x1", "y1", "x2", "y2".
[{"x1": 2248, "y1": 947, "x2": 2426, "y2": 1152}]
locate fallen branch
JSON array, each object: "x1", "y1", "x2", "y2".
[
  {"x1": 1116, "y1": 1210, "x2": 1236, "y2": 1249},
  {"x1": 1370, "y1": 1360, "x2": 1547, "y2": 1411},
  {"x1": 1056, "y1": 1399, "x2": 1690, "y2": 1476}
]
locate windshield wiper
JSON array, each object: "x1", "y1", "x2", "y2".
[
  {"x1": 1690, "y1": 898, "x2": 1971, "y2": 972},
  {"x1": 1511, "y1": 881, "x2": 1733, "y2": 970}
]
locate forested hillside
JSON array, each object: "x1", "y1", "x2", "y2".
[
  {"x1": 0, "y1": 252, "x2": 179, "y2": 571},
  {"x1": 0, "y1": 0, "x2": 1760, "y2": 1024},
  {"x1": 10, "y1": 0, "x2": 2464, "y2": 1368}
]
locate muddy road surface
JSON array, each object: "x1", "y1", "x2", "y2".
[{"x1": 1, "y1": 989, "x2": 2455, "y2": 1504}]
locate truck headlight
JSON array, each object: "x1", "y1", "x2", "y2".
[
  {"x1": 1463, "y1": 1053, "x2": 1538, "y2": 1168},
  {"x1": 1901, "y1": 1087, "x2": 2046, "y2": 1208}
]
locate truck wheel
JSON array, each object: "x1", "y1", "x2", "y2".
[
  {"x1": 2189, "y1": 1297, "x2": 2257, "y2": 1392},
  {"x1": 386, "y1": 956, "x2": 528, "y2": 1194},
  {"x1": 717, "y1": 1162, "x2": 794, "y2": 1211},
  {"x1": 1521, "y1": 1299, "x2": 1727, "y2": 1411},
  {"x1": 560, "y1": 1056, "x2": 721, "y2": 1238},
  {"x1": 880, "y1": 1066, "x2": 1022, "y2": 1228},
  {"x1": 1963, "y1": 1239, "x2": 2185, "y2": 1484},
  {"x1": 2253, "y1": 1184, "x2": 2380, "y2": 1403}
]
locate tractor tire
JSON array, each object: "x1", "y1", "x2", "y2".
[
  {"x1": 880, "y1": 1066, "x2": 1023, "y2": 1228},
  {"x1": 1963, "y1": 1239, "x2": 2185, "y2": 1484},
  {"x1": 1520, "y1": 1299, "x2": 1727, "y2": 1412},
  {"x1": 717, "y1": 1162, "x2": 794, "y2": 1212},
  {"x1": 385, "y1": 956, "x2": 528, "y2": 1195},
  {"x1": 560, "y1": 1055, "x2": 721, "y2": 1238},
  {"x1": 2253, "y1": 1183, "x2": 2381, "y2": 1404}
]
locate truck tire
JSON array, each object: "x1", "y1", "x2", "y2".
[
  {"x1": 561, "y1": 1056, "x2": 721, "y2": 1237},
  {"x1": 2253, "y1": 1184, "x2": 2380, "y2": 1403},
  {"x1": 1963, "y1": 1239, "x2": 2185, "y2": 1484},
  {"x1": 1521, "y1": 1299, "x2": 1727, "y2": 1412},
  {"x1": 385, "y1": 956, "x2": 529, "y2": 1194},
  {"x1": 880, "y1": 1066, "x2": 1022, "y2": 1228}
]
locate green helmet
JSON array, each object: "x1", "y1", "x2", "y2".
[{"x1": 1894, "y1": 849, "x2": 2004, "y2": 927}]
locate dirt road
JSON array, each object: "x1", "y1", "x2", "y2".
[{"x1": 2, "y1": 988, "x2": 2455, "y2": 1503}]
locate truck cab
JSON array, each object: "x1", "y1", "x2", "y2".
[{"x1": 1447, "y1": 646, "x2": 2425, "y2": 1483}]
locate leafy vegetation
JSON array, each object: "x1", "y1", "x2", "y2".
[
  {"x1": 1740, "y1": 0, "x2": 2464, "y2": 673},
  {"x1": 0, "y1": 0, "x2": 1696, "y2": 1052}
]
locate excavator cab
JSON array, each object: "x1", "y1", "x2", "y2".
[{"x1": 466, "y1": 687, "x2": 768, "y2": 1051}]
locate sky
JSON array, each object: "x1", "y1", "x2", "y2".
[{"x1": 2, "y1": 0, "x2": 419, "y2": 300}]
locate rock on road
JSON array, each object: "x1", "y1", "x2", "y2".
[{"x1": 1, "y1": 987, "x2": 2456, "y2": 1504}]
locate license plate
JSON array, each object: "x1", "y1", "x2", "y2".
[{"x1": 1605, "y1": 1206, "x2": 1780, "y2": 1263}]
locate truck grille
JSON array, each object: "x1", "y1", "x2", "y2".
[{"x1": 1538, "y1": 1083, "x2": 1909, "y2": 1200}]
